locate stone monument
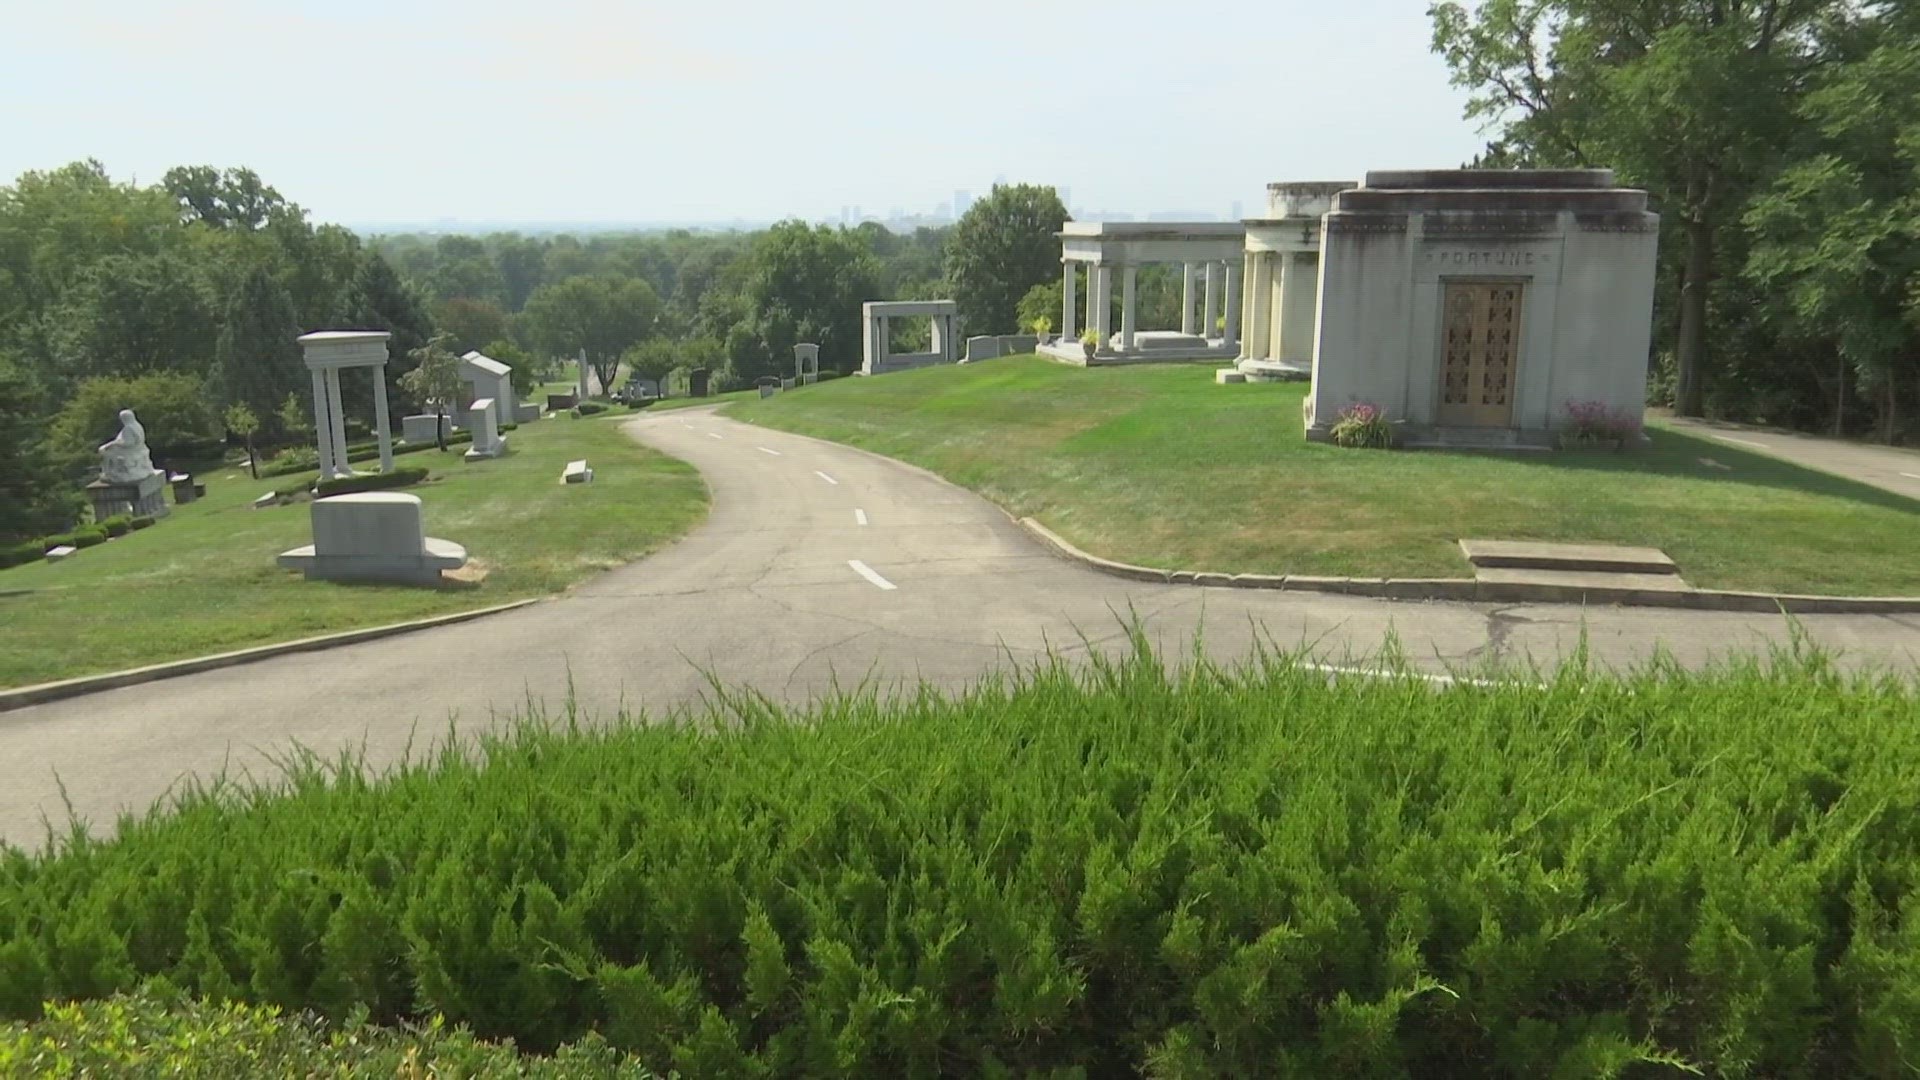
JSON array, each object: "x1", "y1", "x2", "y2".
[
  {"x1": 794, "y1": 343, "x2": 820, "y2": 385},
  {"x1": 463, "y1": 398, "x2": 507, "y2": 460},
  {"x1": 861, "y1": 300, "x2": 961, "y2": 375},
  {"x1": 1037, "y1": 222, "x2": 1248, "y2": 366},
  {"x1": 299, "y1": 330, "x2": 395, "y2": 479},
  {"x1": 456, "y1": 351, "x2": 516, "y2": 428},
  {"x1": 86, "y1": 409, "x2": 169, "y2": 522},
  {"x1": 277, "y1": 492, "x2": 467, "y2": 586},
  {"x1": 1234, "y1": 181, "x2": 1354, "y2": 382}
]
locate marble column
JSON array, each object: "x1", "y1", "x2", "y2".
[
  {"x1": 1120, "y1": 266, "x2": 1138, "y2": 352},
  {"x1": 1091, "y1": 266, "x2": 1112, "y2": 346},
  {"x1": 323, "y1": 367, "x2": 350, "y2": 478},
  {"x1": 1276, "y1": 253, "x2": 1312, "y2": 362},
  {"x1": 1203, "y1": 262, "x2": 1221, "y2": 340},
  {"x1": 1223, "y1": 260, "x2": 1243, "y2": 349},
  {"x1": 1246, "y1": 253, "x2": 1275, "y2": 359},
  {"x1": 371, "y1": 365, "x2": 394, "y2": 473},
  {"x1": 1181, "y1": 262, "x2": 1198, "y2": 335},
  {"x1": 1086, "y1": 266, "x2": 1099, "y2": 337},
  {"x1": 310, "y1": 367, "x2": 335, "y2": 478},
  {"x1": 1061, "y1": 262, "x2": 1076, "y2": 341}
]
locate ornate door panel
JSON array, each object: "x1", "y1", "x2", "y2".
[{"x1": 1437, "y1": 280, "x2": 1522, "y2": 427}]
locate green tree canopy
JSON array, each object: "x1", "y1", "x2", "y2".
[
  {"x1": 214, "y1": 265, "x2": 304, "y2": 429},
  {"x1": 520, "y1": 274, "x2": 662, "y2": 395},
  {"x1": 944, "y1": 184, "x2": 1070, "y2": 334},
  {"x1": 0, "y1": 357, "x2": 76, "y2": 539}
]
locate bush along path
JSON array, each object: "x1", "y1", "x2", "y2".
[{"x1": 3, "y1": 637, "x2": 1917, "y2": 1075}]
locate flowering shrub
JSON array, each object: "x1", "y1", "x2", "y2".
[
  {"x1": 1561, "y1": 400, "x2": 1642, "y2": 447},
  {"x1": 1329, "y1": 401, "x2": 1396, "y2": 449}
]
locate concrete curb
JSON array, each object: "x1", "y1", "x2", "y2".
[
  {"x1": 1016, "y1": 517, "x2": 1920, "y2": 614},
  {"x1": 0, "y1": 599, "x2": 544, "y2": 714}
]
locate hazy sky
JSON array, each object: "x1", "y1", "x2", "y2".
[{"x1": 2, "y1": 0, "x2": 1491, "y2": 229}]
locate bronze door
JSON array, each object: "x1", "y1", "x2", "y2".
[{"x1": 1438, "y1": 280, "x2": 1522, "y2": 426}]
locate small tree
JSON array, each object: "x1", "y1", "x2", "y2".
[
  {"x1": 225, "y1": 402, "x2": 261, "y2": 479},
  {"x1": 400, "y1": 332, "x2": 465, "y2": 451},
  {"x1": 277, "y1": 392, "x2": 311, "y2": 439}
]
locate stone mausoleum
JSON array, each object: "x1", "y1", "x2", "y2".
[
  {"x1": 1233, "y1": 182, "x2": 1353, "y2": 381},
  {"x1": 1039, "y1": 221, "x2": 1248, "y2": 365},
  {"x1": 1302, "y1": 169, "x2": 1659, "y2": 447}
]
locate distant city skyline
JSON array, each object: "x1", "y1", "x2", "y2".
[{"x1": 4, "y1": 1, "x2": 1489, "y2": 232}]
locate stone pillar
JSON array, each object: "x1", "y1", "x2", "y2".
[
  {"x1": 1181, "y1": 263, "x2": 1198, "y2": 335},
  {"x1": 576, "y1": 349, "x2": 589, "y2": 398},
  {"x1": 1085, "y1": 266, "x2": 1099, "y2": 335},
  {"x1": 879, "y1": 316, "x2": 891, "y2": 360},
  {"x1": 1246, "y1": 253, "x2": 1274, "y2": 360},
  {"x1": 1120, "y1": 266, "x2": 1138, "y2": 352},
  {"x1": 310, "y1": 367, "x2": 335, "y2": 478},
  {"x1": 1223, "y1": 260, "x2": 1243, "y2": 349},
  {"x1": 323, "y1": 367, "x2": 350, "y2": 478},
  {"x1": 1061, "y1": 262, "x2": 1077, "y2": 341},
  {"x1": 372, "y1": 365, "x2": 394, "y2": 473},
  {"x1": 1203, "y1": 262, "x2": 1221, "y2": 339},
  {"x1": 1091, "y1": 266, "x2": 1112, "y2": 345},
  {"x1": 1277, "y1": 253, "x2": 1314, "y2": 362}
]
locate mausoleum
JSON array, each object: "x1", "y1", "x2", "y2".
[
  {"x1": 299, "y1": 330, "x2": 394, "y2": 479},
  {"x1": 1039, "y1": 222, "x2": 1247, "y2": 366},
  {"x1": 457, "y1": 351, "x2": 518, "y2": 426},
  {"x1": 1233, "y1": 182, "x2": 1353, "y2": 381},
  {"x1": 1303, "y1": 169, "x2": 1659, "y2": 447}
]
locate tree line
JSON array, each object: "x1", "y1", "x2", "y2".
[{"x1": 1433, "y1": 0, "x2": 1919, "y2": 439}]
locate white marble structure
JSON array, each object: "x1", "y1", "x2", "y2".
[
  {"x1": 861, "y1": 301, "x2": 960, "y2": 375},
  {"x1": 1234, "y1": 182, "x2": 1354, "y2": 381},
  {"x1": 1304, "y1": 169, "x2": 1659, "y2": 447},
  {"x1": 1038, "y1": 222, "x2": 1247, "y2": 366},
  {"x1": 86, "y1": 408, "x2": 168, "y2": 521},
  {"x1": 456, "y1": 351, "x2": 515, "y2": 429},
  {"x1": 402, "y1": 414, "x2": 446, "y2": 444},
  {"x1": 794, "y1": 342, "x2": 820, "y2": 385},
  {"x1": 463, "y1": 398, "x2": 507, "y2": 460},
  {"x1": 299, "y1": 330, "x2": 394, "y2": 480},
  {"x1": 277, "y1": 492, "x2": 467, "y2": 586}
]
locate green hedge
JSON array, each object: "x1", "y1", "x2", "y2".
[
  {"x1": 313, "y1": 467, "x2": 429, "y2": 497},
  {"x1": 99, "y1": 515, "x2": 132, "y2": 538},
  {"x1": 0, "y1": 540, "x2": 41, "y2": 570},
  {"x1": 3, "y1": 643, "x2": 1918, "y2": 1074},
  {"x1": 0, "y1": 517, "x2": 154, "y2": 571},
  {"x1": 1, "y1": 993, "x2": 657, "y2": 1077},
  {"x1": 129, "y1": 516, "x2": 156, "y2": 531},
  {"x1": 572, "y1": 401, "x2": 608, "y2": 416},
  {"x1": 260, "y1": 434, "x2": 476, "y2": 479}
]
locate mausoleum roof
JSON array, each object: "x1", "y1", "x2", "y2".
[{"x1": 459, "y1": 351, "x2": 512, "y2": 376}]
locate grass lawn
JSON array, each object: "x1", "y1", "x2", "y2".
[
  {"x1": 0, "y1": 413, "x2": 706, "y2": 689},
  {"x1": 727, "y1": 355, "x2": 1920, "y2": 596},
  {"x1": 646, "y1": 388, "x2": 762, "y2": 412}
]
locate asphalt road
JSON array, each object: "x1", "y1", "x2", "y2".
[
  {"x1": 6, "y1": 407, "x2": 1920, "y2": 849},
  {"x1": 1661, "y1": 414, "x2": 1920, "y2": 502}
]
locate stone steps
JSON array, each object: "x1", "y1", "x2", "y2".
[
  {"x1": 1459, "y1": 539, "x2": 1680, "y2": 576},
  {"x1": 1405, "y1": 427, "x2": 1546, "y2": 451}
]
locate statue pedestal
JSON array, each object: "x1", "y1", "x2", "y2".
[{"x1": 87, "y1": 471, "x2": 169, "y2": 523}]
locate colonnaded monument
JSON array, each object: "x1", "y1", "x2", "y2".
[{"x1": 1044, "y1": 168, "x2": 1659, "y2": 449}]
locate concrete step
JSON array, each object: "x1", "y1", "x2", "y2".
[
  {"x1": 1473, "y1": 567, "x2": 1693, "y2": 593},
  {"x1": 1460, "y1": 539, "x2": 1679, "y2": 575},
  {"x1": 1405, "y1": 427, "x2": 1544, "y2": 451}
]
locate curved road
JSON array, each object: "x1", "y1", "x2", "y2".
[{"x1": 6, "y1": 408, "x2": 1920, "y2": 847}]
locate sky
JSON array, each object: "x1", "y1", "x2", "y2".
[{"x1": 1, "y1": 0, "x2": 1493, "y2": 230}]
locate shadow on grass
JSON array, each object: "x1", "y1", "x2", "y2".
[{"x1": 1418, "y1": 427, "x2": 1920, "y2": 516}]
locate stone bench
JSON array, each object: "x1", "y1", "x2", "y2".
[
  {"x1": 276, "y1": 492, "x2": 467, "y2": 586},
  {"x1": 563, "y1": 459, "x2": 593, "y2": 484}
]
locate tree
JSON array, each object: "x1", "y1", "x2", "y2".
[
  {"x1": 45, "y1": 249, "x2": 219, "y2": 384},
  {"x1": 944, "y1": 184, "x2": 1070, "y2": 334},
  {"x1": 724, "y1": 222, "x2": 881, "y2": 379},
  {"x1": 225, "y1": 402, "x2": 261, "y2": 479},
  {"x1": 621, "y1": 338, "x2": 683, "y2": 396},
  {"x1": 1429, "y1": 0, "x2": 1843, "y2": 416},
  {"x1": 47, "y1": 373, "x2": 221, "y2": 472},
  {"x1": 433, "y1": 297, "x2": 510, "y2": 354},
  {"x1": 214, "y1": 265, "x2": 304, "y2": 428},
  {"x1": 519, "y1": 275, "x2": 661, "y2": 396},
  {"x1": 0, "y1": 357, "x2": 76, "y2": 540},
  {"x1": 399, "y1": 333, "x2": 464, "y2": 451},
  {"x1": 161, "y1": 166, "x2": 290, "y2": 231},
  {"x1": 278, "y1": 392, "x2": 312, "y2": 441}
]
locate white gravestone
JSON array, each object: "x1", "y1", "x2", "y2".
[
  {"x1": 276, "y1": 492, "x2": 467, "y2": 586},
  {"x1": 463, "y1": 398, "x2": 506, "y2": 460}
]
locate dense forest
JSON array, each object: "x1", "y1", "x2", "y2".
[{"x1": 3, "y1": 1, "x2": 1915, "y2": 544}]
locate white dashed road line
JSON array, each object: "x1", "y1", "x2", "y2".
[
  {"x1": 1717, "y1": 435, "x2": 1769, "y2": 449},
  {"x1": 757, "y1": 446, "x2": 782, "y2": 456},
  {"x1": 814, "y1": 470, "x2": 839, "y2": 486},
  {"x1": 706, "y1": 432, "x2": 723, "y2": 440},
  {"x1": 848, "y1": 560, "x2": 896, "y2": 590},
  {"x1": 854, "y1": 509, "x2": 868, "y2": 526},
  {"x1": 1902, "y1": 472, "x2": 1920, "y2": 481}
]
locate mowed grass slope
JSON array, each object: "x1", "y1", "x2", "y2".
[
  {"x1": 728, "y1": 356, "x2": 1920, "y2": 595},
  {"x1": 0, "y1": 414, "x2": 706, "y2": 688}
]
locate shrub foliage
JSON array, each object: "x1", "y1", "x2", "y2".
[{"x1": 2, "y1": 640, "x2": 1918, "y2": 1075}]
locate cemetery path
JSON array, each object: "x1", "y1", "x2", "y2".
[
  {"x1": 1660, "y1": 415, "x2": 1920, "y2": 502},
  {"x1": 7, "y1": 406, "x2": 1920, "y2": 848}
]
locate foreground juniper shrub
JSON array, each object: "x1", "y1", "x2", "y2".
[{"x1": 2, "y1": 635, "x2": 1917, "y2": 1076}]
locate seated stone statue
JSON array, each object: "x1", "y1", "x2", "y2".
[{"x1": 98, "y1": 408, "x2": 159, "y2": 484}]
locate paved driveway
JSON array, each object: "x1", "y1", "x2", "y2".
[
  {"x1": 6, "y1": 408, "x2": 1920, "y2": 848},
  {"x1": 1660, "y1": 414, "x2": 1920, "y2": 502}
]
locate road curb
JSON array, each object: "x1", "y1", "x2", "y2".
[
  {"x1": 0, "y1": 599, "x2": 544, "y2": 714},
  {"x1": 1016, "y1": 517, "x2": 1920, "y2": 614}
]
